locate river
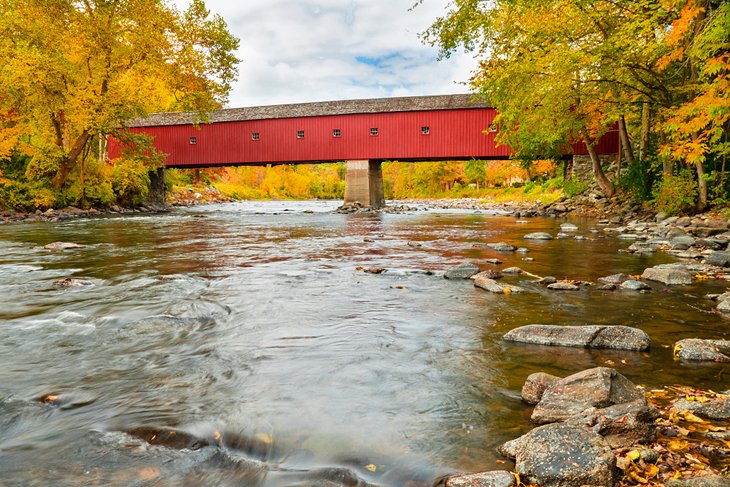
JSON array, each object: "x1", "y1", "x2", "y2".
[{"x1": 0, "y1": 200, "x2": 728, "y2": 486}]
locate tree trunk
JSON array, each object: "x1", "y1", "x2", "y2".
[
  {"x1": 696, "y1": 157, "x2": 708, "y2": 211},
  {"x1": 618, "y1": 115, "x2": 635, "y2": 165},
  {"x1": 639, "y1": 102, "x2": 651, "y2": 161},
  {"x1": 52, "y1": 130, "x2": 91, "y2": 188},
  {"x1": 582, "y1": 130, "x2": 615, "y2": 197}
]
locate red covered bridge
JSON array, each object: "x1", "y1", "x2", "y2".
[{"x1": 114, "y1": 94, "x2": 618, "y2": 208}]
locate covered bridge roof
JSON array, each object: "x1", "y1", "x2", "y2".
[{"x1": 131, "y1": 94, "x2": 486, "y2": 128}]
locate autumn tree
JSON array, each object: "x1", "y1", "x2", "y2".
[
  {"x1": 0, "y1": 0, "x2": 239, "y2": 191},
  {"x1": 424, "y1": 0, "x2": 729, "y2": 209}
]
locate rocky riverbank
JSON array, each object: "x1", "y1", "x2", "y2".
[{"x1": 442, "y1": 368, "x2": 730, "y2": 487}]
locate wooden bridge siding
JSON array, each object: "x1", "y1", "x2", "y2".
[{"x1": 124, "y1": 108, "x2": 513, "y2": 168}]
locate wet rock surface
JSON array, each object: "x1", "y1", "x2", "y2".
[
  {"x1": 473, "y1": 276, "x2": 525, "y2": 294},
  {"x1": 531, "y1": 367, "x2": 646, "y2": 424},
  {"x1": 674, "y1": 339, "x2": 730, "y2": 363},
  {"x1": 524, "y1": 232, "x2": 553, "y2": 240},
  {"x1": 503, "y1": 325, "x2": 651, "y2": 351},
  {"x1": 521, "y1": 372, "x2": 561, "y2": 405},
  {"x1": 568, "y1": 399, "x2": 660, "y2": 448},
  {"x1": 444, "y1": 263, "x2": 481, "y2": 280},
  {"x1": 499, "y1": 423, "x2": 616, "y2": 487},
  {"x1": 641, "y1": 266, "x2": 693, "y2": 285},
  {"x1": 444, "y1": 471, "x2": 515, "y2": 487},
  {"x1": 673, "y1": 396, "x2": 730, "y2": 420}
]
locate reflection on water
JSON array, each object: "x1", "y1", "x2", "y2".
[{"x1": 0, "y1": 200, "x2": 728, "y2": 486}]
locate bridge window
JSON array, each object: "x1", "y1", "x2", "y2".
[
  {"x1": 333, "y1": 129, "x2": 341, "y2": 137},
  {"x1": 421, "y1": 126, "x2": 430, "y2": 135},
  {"x1": 370, "y1": 127, "x2": 378, "y2": 136},
  {"x1": 297, "y1": 130, "x2": 305, "y2": 139},
  {"x1": 252, "y1": 132, "x2": 260, "y2": 141},
  {"x1": 189, "y1": 137, "x2": 197, "y2": 145},
  {"x1": 489, "y1": 124, "x2": 498, "y2": 133}
]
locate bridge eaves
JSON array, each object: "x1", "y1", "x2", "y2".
[{"x1": 130, "y1": 94, "x2": 487, "y2": 128}]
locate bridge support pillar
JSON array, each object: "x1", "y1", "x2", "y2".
[{"x1": 344, "y1": 160, "x2": 384, "y2": 209}]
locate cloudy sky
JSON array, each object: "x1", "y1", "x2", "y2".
[{"x1": 170, "y1": 0, "x2": 476, "y2": 108}]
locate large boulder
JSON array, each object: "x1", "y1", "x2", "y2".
[
  {"x1": 674, "y1": 339, "x2": 730, "y2": 363},
  {"x1": 445, "y1": 471, "x2": 515, "y2": 487},
  {"x1": 473, "y1": 276, "x2": 525, "y2": 294},
  {"x1": 532, "y1": 367, "x2": 646, "y2": 424},
  {"x1": 444, "y1": 263, "x2": 481, "y2": 280},
  {"x1": 499, "y1": 423, "x2": 616, "y2": 487},
  {"x1": 673, "y1": 396, "x2": 730, "y2": 420},
  {"x1": 522, "y1": 372, "x2": 561, "y2": 405},
  {"x1": 502, "y1": 325, "x2": 650, "y2": 352},
  {"x1": 568, "y1": 399, "x2": 660, "y2": 448},
  {"x1": 641, "y1": 266, "x2": 692, "y2": 285}
]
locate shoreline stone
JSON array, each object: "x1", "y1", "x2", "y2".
[
  {"x1": 499, "y1": 423, "x2": 616, "y2": 487},
  {"x1": 531, "y1": 367, "x2": 646, "y2": 424}
]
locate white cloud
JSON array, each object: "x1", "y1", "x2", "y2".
[{"x1": 170, "y1": 0, "x2": 477, "y2": 107}]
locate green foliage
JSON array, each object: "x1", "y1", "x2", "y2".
[
  {"x1": 25, "y1": 146, "x2": 65, "y2": 184},
  {"x1": 652, "y1": 170, "x2": 699, "y2": 216},
  {"x1": 618, "y1": 159, "x2": 657, "y2": 202},
  {"x1": 62, "y1": 159, "x2": 115, "y2": 208},
  {"x1": 563, "y1": 177, "x2": 586, "y2": 198},
  {"x1": 112, "y1": 158, "x2": 151, "y2": 206}
]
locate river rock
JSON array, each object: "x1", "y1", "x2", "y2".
[
  {"x1": 641, "y1": 266, "x2": 692, "y2": 285},
  {"x1": 487, "y1": 242, "x2": 517, "y2": 252},
  {"x1": 503, "y1": 325, "x2": 650, "y2": 351},
  {"x1": 484, "y1": 258, "x2": 503, "y2": 265},
  {"x1": 444, "y1": 263, "x2": 481, "y2": 280},
  {"x1": 535, "y1": 276, "x2": 557, "y2": 285},
  {"x1": 547, "y1": 282, "x2": 580, "y2": 291},
  {"x1": 43, "y1": 242, "x2": 84, "y2": 250},
  {"x1": 524, "y1": 232, "x2": 553, "y2": 240},
  {"x1": 471, "y1": 270, "x2": 503, "y2": 280},
  {"x1": 445, "y1": 471, "x2": 515, "y2": 487},
  {"x1": 620, "y1": 280, "x2": 650, "y2": 291},
  {"x1": 568, "y1": 398, "x2": 660, "y2": 448},
  {"x1": 53, "y1": 278, "x2": 93, "y2": 287},
  {"x1": 706, "y1": 251, "x2": 730, "y2": 267},
  {"x1": 598, "y1": 273, "x2": 629, "y2": 284},
  {"x1": 667, "y1": 476, "x2": 730, "y2": 487},
  {"x1": 560, "y1": 223, "x2": 578, "y2": 232},
  {"x1": 501, "y1": 267, "x2": 522, "y2": 274},
  {"x1": 670, "y1": 234, "x2": 696, "y2": 250},
  {"x1": 522, "y1": 372, "x2": 561, "y2": 404},
  {"x1": 695, "y1": 238, "x2": 725, "y2": 250},
  {"x1": 474, "y1": 276, "x2": 525, "y2": 294},
  {"x1": 499, "y1": 423, "x2": 616, "y2": 487},
  {"x1": 674, "y1": 339, "x2": 730, "y2": 362},
  {"x1": 673, "y1": 396, "x2": 730, "y2": 420},
  {"x1": 124, "y1": 426, "x2": 210, "y2": 450},
  {"x1": 532, "y1": 367, "x2": 646, "y2": 423}
]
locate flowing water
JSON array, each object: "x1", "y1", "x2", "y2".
[{"x1": 0, "y1": 200, "x2": 728, "y2": 486}]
